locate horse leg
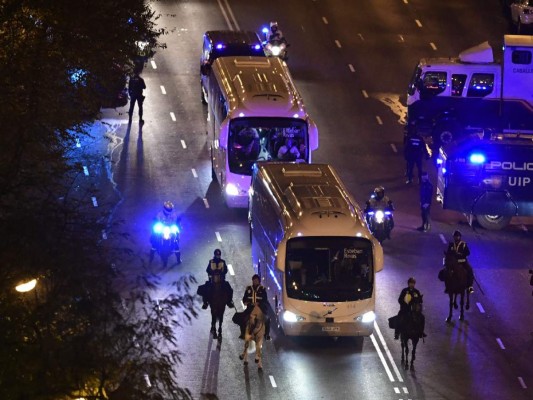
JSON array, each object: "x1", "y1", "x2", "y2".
[
  {"x1": 459, "y1": 292, "x2": 465, "y2": 321},
  {"x1": 404, "y1": 339, "x2": 409, "y2": 370},
  {"x1": 410, "y1": 338, "x2": 418, "y2": 371},
  {"x1": 401, "y1": 337, "x2": 405, "y2": 364},
  {"x1": 453, "y1": 293, "x2": 458, "y2": 309},
  {"x1": 255, "y1": 337, "x2": 263, "y2": 370},
  {"x1": 210, "y1": 312, "x2": 217, "y2": 339},
  {"x1": 446, "y1": 293, "x2": 453, "y2": 323},
  {"x1": 465, "y1": 290, "x2": 470, "y2": 310},
  {"x1": 240, "y1": 340, "x2": 249, "y2": 365},
  {"x1": 218, "y1": 312, "x2": 223, "y2": 338}
]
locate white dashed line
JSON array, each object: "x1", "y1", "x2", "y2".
[
  {"x1": 496, "y1": 338, "x2": 506, "y2": 350},
  {"x1": 390, "y1": 143, "x2": 398, "y2": 153},
  {"x1": 269, "y1": 375, "x2": 277, "y2": 388},
  {"x1": 181, "y1": 140, "x2": 187, "y2": 149},
  {"x1": 518, "y1": 377, "x2": 527, "y2": 389},
  {"x1": 160, "y1": 85, "x2": 167, "y2": 95},
  {"x1": 394, "y1": 388, "x2": 401, "y2": 394},
  {"x1": 415, "y1": 19, "x2": 423, "y2": 28},
  {"x1": 151, "y1": 60, "x2": 157, "y2": 69},
  {"x1": 144, "y1": 374, "x2": 152, "y2": 387},
  {"x1": 335, "y1": 40, "x2": 342, "y2": 48},
  {"x1": 227, "y1": 264, "x2": 235, "y2": 276},
  {"x1": 203, "y1": 198, "x2": 210, "y2": 209},
  {"x1": 476, "y1": 302, "x2": 485, "y2": 313},
  {"x1": 398, "y1": 35, "x2": 405, "y2": 42},
  {"x1": 322, "y1": 17, "x2": 328, "y2": 24},
  {"x1": 83, "y1": 166, "x2": 89, "y2": 176},
  {"x1": 348, "y1": 64, "x2": 355, "y2": 73},
  {"x1": 91, "y1": 197, "x2": 98, "y2": 207},
  {"x1": 376, "y1": 116, "x2": 383, "y2": 125},
  {"x1": 370, "y1": 333, "x2": 395, "y2": 382},
  {"x1": 170, "y1": 112, "x2": 176, "y2": 121},
  {"x1": 430, "y1": 42, "x2": 437, "y2": 50},
  {"x1": 75, "y1": 138, "x2": 81, "y2": 148},
  {"x1": 101, "y1": 230, "x2": 107, "y2": 240},
  {"x1": 439, "y1": 234, "x2": 447, "y2": 244},
  {"x1": 362, "y1": 90, "x2": 369, "y2": 98},
  {"x1": 215, "y1": 231, "x2": 222, "y2": 242},
  {"x1": 191, "y1": 168, "x2": 198, "y2": 178},
  {"x1": 358, "y1": 33, "x2": 364, "y2": 41},
  {"x1": 403, "y1": 387, "x2": 409, "y2": 394}
]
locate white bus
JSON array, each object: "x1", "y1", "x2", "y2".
[
  {"x1": 249, "y1": 162, "x2": 384, "y2": 337},
  {"x1": 205, "y1": 56, "x2": 319, "y2": 208}
]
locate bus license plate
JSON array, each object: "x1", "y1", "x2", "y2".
[{"x1": 322, "y1": 326, "x2": 340, "y2": 332}]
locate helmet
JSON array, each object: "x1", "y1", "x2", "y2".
[
  {"x1": 270, "y1": 21, "x2": 278, "y2": 32},
  {"x1": 163, "y1": 201, "x2": 174, "y2": 215},
  {"x1": 453, "y1": 230, "x2": 462, "y2": 238},
  {"x1": 408, "y1": 277, "x2": 416, "y2": 284},
  {"x1": 374, "y1": 186, "x2": 385, "y2": 200},
  {"x1": 214, "y1": 248, "x2": 221, "y2": 257}
]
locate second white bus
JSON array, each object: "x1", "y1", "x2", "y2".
[
  {"x1": 205, "y1": 56, "x2": 319, "y2": 208},
  {"x1": 249, "y1": 162, "x2": 384, "y2": 337}
]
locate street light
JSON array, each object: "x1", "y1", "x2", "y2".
[{"x1": 15, "y1": 278, "x2": 37, "y2": 293}]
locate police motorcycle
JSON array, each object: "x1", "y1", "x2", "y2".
[
  {"x1": 150, "y1": 202, "x2": 182, "y2": 267},
  {"x1": 261, "y1": 22, "x2": 289, "y2": 61},
  {"x1": 364, "y1": 187, "x2": 394, "y2": 243}
]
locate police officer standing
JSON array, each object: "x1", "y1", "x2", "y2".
[
  {"x1": 447, "y1": 231, "x2": 475, "y2": 293},
  {"x1": 417, "y1": 172, "x2": 433, "y2": 232},
  {"x1": 404, "y1": 130, "x2": 429, "y2": 184},
  {"x1": 202, "y1": 249, "x2": 234, "y2": 309},
  {"x1": 128, "y1": 70, "x2": 146, "y2": 125},
  {"x1": 240, "y1": 274, "x2": 271, "y2": 340}
]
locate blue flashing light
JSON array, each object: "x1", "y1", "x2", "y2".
[
  {"x1": 469, "y1": 153, "x2": 486, "y2": 164},
  {"x1": 215, "y1": 43, "x2": 224, "y2": 50},
  {"x1": 269, "y1": 268, "x2": 282, "y2": 291},
  {"x1": 442, "y1": 167, "x2": 447, "y2": 175},
  {"x1": 253, "y1": 44, "x2": 261, "y2": 50},
  {"x1": 153, "y1": 222, "x2": 164, "y2": 234},
  {"x1": 262, "y1": 27, "x2": 269, "y2": 34},
  {"x1": 436, "y1": 158, "x2": 443, "y2": 165}
]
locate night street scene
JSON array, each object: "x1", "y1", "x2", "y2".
[{"x1": 0, "y1": 1, "x2": 532, "y2": 400}]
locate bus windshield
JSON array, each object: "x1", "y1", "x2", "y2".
[
  {"x1": 228, "y1": 117, "x2": 308, "y2": 175},
  {"x1": 285, "y1": 237, "x2": 374, "y2": 302}
]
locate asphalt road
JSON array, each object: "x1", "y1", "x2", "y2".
[{"x1": 95, "y1": 1, "x2": 533, "y2": 399}]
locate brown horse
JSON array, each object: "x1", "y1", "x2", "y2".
[
  {"x1": 400, "y1": 296, "x2": 425, "y2": 371},
  {"x1": 443, "y1": 249, "x2": 470, "y2": 322}
]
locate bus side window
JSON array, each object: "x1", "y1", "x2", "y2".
[
  {"x1": 467, "y1": 73, "x2": 494, "y2": 98},
  {"x1": 451, "y1": 74, "x2": 467, "y2": 97},
  {"x1": 420, "y1": 71, "x2": 447, "y2": 98}
]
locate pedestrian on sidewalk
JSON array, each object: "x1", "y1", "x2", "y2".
[
  {"x1": 417, "y1": 171, "x2": 433, "y2": 231},
  {"x1": 128, "y1": 70, "x2": 146, "y2": 125}
]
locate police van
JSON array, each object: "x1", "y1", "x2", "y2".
[
  {"x1": 249, "y1": 162, "x2": 383, "y2": 336},
  {"x1": 407, "y1": 35, "x2": 533, "y2": 146},
  {"x1": 436, "y1": 134, "x2": 533, "y2": 230},
  {"x1": 200, "y1": 30, "x2": 265, "y2": 104}
]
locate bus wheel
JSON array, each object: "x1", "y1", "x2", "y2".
[{"x1": 476, "y1": 214, "x2": 511, "y2": 230}]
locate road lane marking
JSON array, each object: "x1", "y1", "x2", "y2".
[
  {"x1": 144, "y1": 374, "x2": 152, "y2": 387},
  {"x1": 374, "y1": 322, "x2": 404, "y2": 382},
  {"x1": 476, "y1": 302, "x2": 485, "y2": 313},
  {"x1": 394, "y1": 388, "x2": 400, "y2": 394},
  {"x1": 191, "y1": 168, "x2": 198, "y2": 178},
  {"x1": 348, "y1": 64, "x2": 355, "y2": 73},
  {"x1": 83, "y1": 166, "x2": 89, "y2": 176},
  {"x1": 358, "y1": 33, "x2": 364, "y2": 41},
  {"x1": 415, "y1": 19, "x2": 422, "y2": 28},
  {"x1": 91, "y1": 197, "x2": 98, "y2": 207},
  {"x1": 496, "y1": 338, "x2": 506, "y2": 350},
  {"x1": 391, "y1": 143, "x2": 398, "y2": 153},
  {"x1": 170, "y1": 112, "x2": 176, "y2": 121},
  {"x1": 518, "y1": 377, "x2": 527, "y2": 389},
  {"x1": 216, "y1": 0, "x2": 233, "y2": 30},
  {"x1": 151, "y1": 60, "x2": 157, "y2": 69},
  {"x1": 215, "y1": 231, "x2": 222, "y2": 242},
  {"x1": 335, "y1": 40, "x2": 342, "y2": 48},
  {"x1": 203, "y1": 198, "x2": 210, "y2": 209},
  {"x1": 322, "y1": 17, "x2": 328, "y2": 24},
  {"x1": 160, "y1": 85, "x2": 166, "y2": 95},
  {"x1": 227, "y1": 264, "x2": 235, "y2": 276},
  {"x1": 370, "y1": 333, "x2": 395, "y2": 382},
  {"x1": 439, "y1": 234, "x2": 447, "y2": 244},
  {"x1": 430, "y1": 42, "x2": 437, "y2": 50},
  {"x1": 181, "y1": 140, "x2": 187, "y2": 149},
  {"x1": 269, "y1": 375, "x2": 277, "y2": 388},
  {"x1": 403, "y1": 387, "x2": 409, "y2": 393},
  {"x1": 223, "y1": 0, "x2": 240, "y2": 30},
  {"x1": 362, "y1": 90, "x2": 369, "y2": 98},
  {"x1": 376, "y1": 116, "x2": 383, "y2": 125}
]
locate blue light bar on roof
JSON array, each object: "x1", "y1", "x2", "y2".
[
  {"x1": 469, "y1": 153, "x2": 486, "y2": 164},
  {"x1": 253, "y1": 44, "x2": 261, "y2": 50},
  {"x1": 262, "y1": 27, "x2": 269, "y2": 34},
  {"x1": 215, "y1": 43, "x2": 224, "y2": 50}
]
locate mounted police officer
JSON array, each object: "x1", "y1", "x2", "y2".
[
  {"x1": 447, "y1": 230, "x2": 474, "y2": 294},
  {"x1": 202, "y1": 249, "x2": 234, "y2": 309},
  {"x1": 395, "y1": 277, "x2": 426, "y2": 339},
  {"x1": 240, "y1": 274, "x2": 271, "y2": 340}
]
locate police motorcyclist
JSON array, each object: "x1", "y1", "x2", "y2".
[
  {"x1": 240, "y1": 274, "x2": 271, "y2": 341},
  {"x1": 268, "y1": 21, "x2": 286, "y2": 43},
  {"x1": 150, "y1": 201, "x2": 181, "y2": 264},
  {"x1": 365, "y1": 186, "x2": 395, "y2": 237},
  {"x1": 394, "y1": 277, "x2": 427, "y2": 339},
  {"x1": 202, "y1": 249, "x2": 235, "y2": 309},
  {"x1": 447, "y1": 230, "x2": 475, "y2": 294}
]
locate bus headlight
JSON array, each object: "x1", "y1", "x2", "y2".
[
  {"x1": 359, "y1": 311, "x2": 376, "y2": 323},
  {"x1": 225, "y1": 183, "x2": 239, "y2": 196},
  {"x1": 283, "y1": 310, "x2": 305, "y2": 322}
]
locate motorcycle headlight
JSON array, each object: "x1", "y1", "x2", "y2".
[
  {"x1": 283, "y1": 310, "x2": 305, "y2": 322},
  {"x1": 153, "y1": 222, "x2": 164, "y2": 234},
  {"x1": 225, "y1": 183, "x2": 239, "y2": 196},
  {"x1": 375, "y1": 210, "x2": 385, "y2": 223},
  {"x1": 360, "y1": 311, "x2": 376, "y2": 323},
  {"x1": 170, "y1": 224, "x2": 179, "y2": 234},
  {"x1": 271, "y1": 46, "x2": 281, "y2": 56},
  {"x1": 162, "y1": 226, "x2": 171, "y2": 239}
]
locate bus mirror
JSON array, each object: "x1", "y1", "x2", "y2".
[{"x1": 308, "y1": 120, "x2": 319, "y2": 151}]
